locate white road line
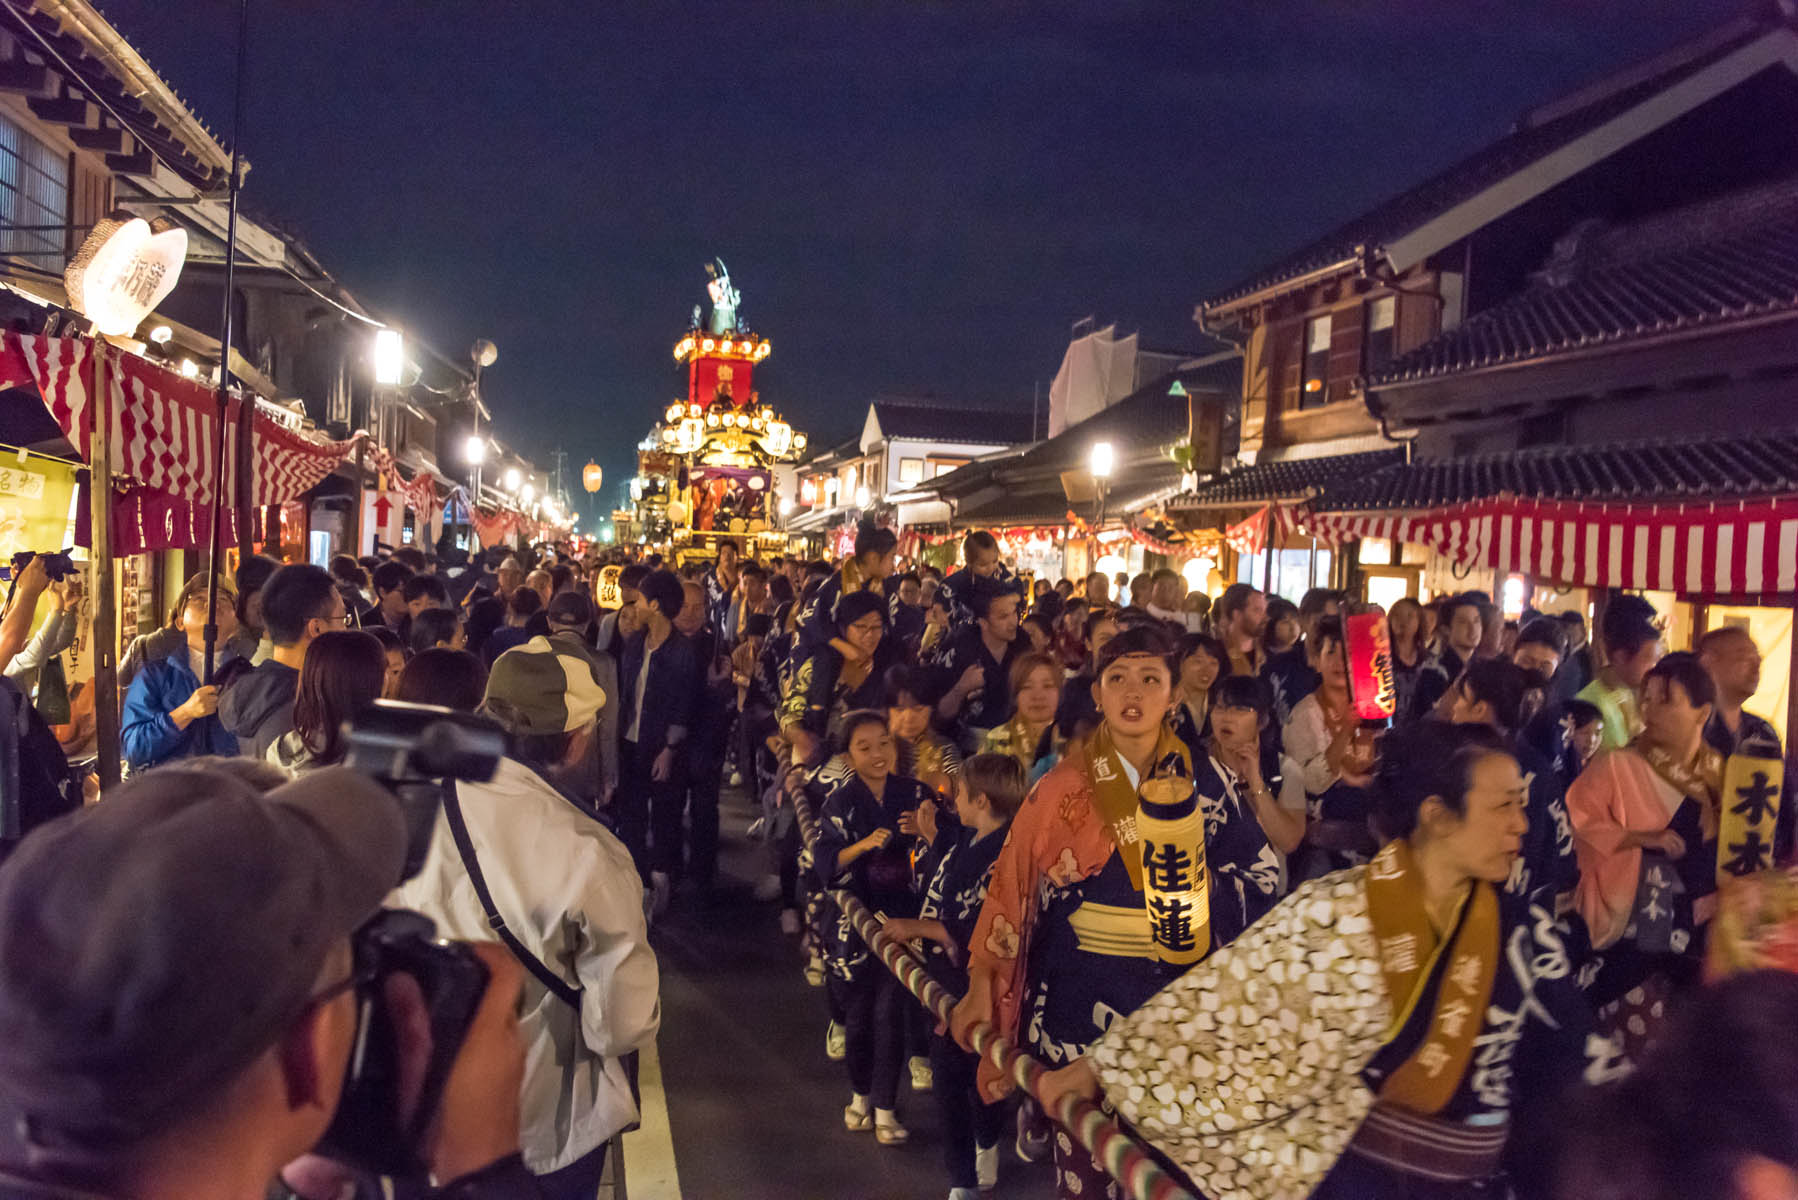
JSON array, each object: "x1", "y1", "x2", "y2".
[{"x1": 621, "y1": 1037, "x2": 683, "y2": 1200}]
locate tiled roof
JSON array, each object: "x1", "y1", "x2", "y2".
[
  {"x1": 1169, "y1": 449, "x2": 1406, "y2": 510},
  {"x1": 1368, "y1": 179, "x2": 1798, "y2": 385},
  {"x1": 1200, "y1": 19, "x2": 1764, "y2": 312},
  {"x1": 872, "y1": 402, "x2": 1038, "y2": 444},
  {"x1": 1312, "y1": 432, "x2": 1798, "y2": 511}
]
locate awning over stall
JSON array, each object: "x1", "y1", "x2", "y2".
[{"x1": 1300, "y1": 493, "x2": 1798, "y2": 605}]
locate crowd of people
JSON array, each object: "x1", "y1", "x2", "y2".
[{"x1": 0, "y1": 524, "x2": 1795, "y2": 1199}]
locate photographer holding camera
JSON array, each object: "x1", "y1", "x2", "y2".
[
  {"x1": 391, "y1": 637, "x2": 660, "y2": 1198},
  {"x1": 0, "y1": 763, "x2": 538, "y2": 1199}
]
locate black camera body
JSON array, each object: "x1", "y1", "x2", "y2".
[
  {"x1": 315, "y1": 701, "x2": 508, "y2": 1179},
  {"x1": 9, "y1": 549, "x2": 75, "y2": 581}
]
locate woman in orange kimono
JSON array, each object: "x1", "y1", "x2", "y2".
[
  {"x1": 1568, "y1": 652, "x2": 1751, "y2": 1052},
  {"x1": 950, "y1": 625, "x2": 1275, "y2": 1200}
]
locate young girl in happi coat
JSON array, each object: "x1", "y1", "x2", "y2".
[
  {"x1": 1040, "y1": 721, "x2": 1599, "y2": 1200},
  {"x1": 950, "y1": 625, "x2": 1279, "y2": 1200},
  {"x1": 813, "y1": 709, "x2": 939, "y2": 1146},
  {"x1": 885, "y1": 753, "x2": 1024, "y2": 1200}
]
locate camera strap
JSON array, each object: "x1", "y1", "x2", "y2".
[{"x1": 442, "y1": 781, "x2": 584, "y2": 1010}]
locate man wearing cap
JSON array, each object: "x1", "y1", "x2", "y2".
[
  {"x1": 0, "y1": 764, "x2": 531, "y2": 1199},
  {"x1": 392, "y1": 636, "x2": 660, "y2": 1198},
  {"x1": 546, "y1": 590, "x2": 620, "y2": 811}
]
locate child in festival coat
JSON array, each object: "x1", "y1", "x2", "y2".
[
  {"x1": 813, "y1": 709, "x2": 939, "y2": 1146},
  {"x1": 886, "y1": 754, "x2": 1023, "y2": 1200}
]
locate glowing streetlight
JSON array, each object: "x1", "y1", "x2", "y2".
[
  {"x1": 1089, "y1": 441, "x2": 1114, "y2": 480},
  {"x1": 463, "y1": 435, "x2": 486, "y2": 464},
  {"x1": 855, "y1": 485, "x2": 871, "y2": 509},
  {"x1": 1090, "y1": 441, "x2": 1114, "y2": 531},
  {"x1": 521, "y1": 483, "x2": 535, "y2": 504},
  {"x1": 373, "y1": 329, "x2": 405, "y2": 386}
]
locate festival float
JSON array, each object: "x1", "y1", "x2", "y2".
[{"x1": 629, "y1": 260, "x2": 808, "y2": 559}]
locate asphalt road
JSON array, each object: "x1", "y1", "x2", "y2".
[{"x1": 649, "y1": 785, "x2": 1055, "y2": 1200}]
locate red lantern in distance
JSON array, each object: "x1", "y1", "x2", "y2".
[{"x1": 1345, "y1": 611, "x2": 1397, "y2": 721}]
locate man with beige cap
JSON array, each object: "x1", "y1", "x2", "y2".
[{"x1": 391, "y1": 635, "x2": 660, "y2": 1199}]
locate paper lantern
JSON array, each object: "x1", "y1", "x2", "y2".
[
  {"x1": 1138, "y1": 776, "x2": 1210, "y2": 966},
  {"x1": 596, "y1": 564, "x2": 623, "y2": 609},
  {"x1": 582, "y1": 461, "x2": 604, "y2": 493},
  {"x1": 1346, "y1": 611, "x2": 1397, "y2": 721},
  {"x1": 64, "y1": 216, "x2": 187, "y2": 337}
]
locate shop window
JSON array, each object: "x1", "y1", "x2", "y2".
[
  {"x1": 898, "y1": 457, "x2": 924, "y2": 484},
  {"x1": 0, "y1": 115, "x2": 68, "y2": 264},
  {"x1": 1363, "y1": 296, "x2": 1396, "y2": 376},
  {"x1": 1300, "y1": 315, "x2": 1331, "y2": 409}
]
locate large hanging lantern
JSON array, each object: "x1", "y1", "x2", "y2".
[
  {"x1": 582, "y1": 461, "x2": 604, "y2": 493},
  {"x1": 1346, "y1": 611, "x2": 1397, "y2": 720}
]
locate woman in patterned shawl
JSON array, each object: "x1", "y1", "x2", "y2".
[
  {"x1": 949, "y1": 625, "x2": 1278, "y2": 1200},
  {"x1": 1037, "y1": 722, "x2": 1596, "y2": 1200}
]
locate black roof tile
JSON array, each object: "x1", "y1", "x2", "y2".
[
  {"x1": 1170, "y1": 449, "x2": 1406, "y2": 510},
  {"x1": 1369, "y1": 179, "x2": 1798, "y2": 385},
  {"x1": 1313, "y1": 432, "x2": 1798, "y2": 511},
  {"x1": 870, "y1": 402, "x2": 1038, "y2": 444},
  {"x1": 1201, "y1": 20, "x2": 1763, "y2": 312}
]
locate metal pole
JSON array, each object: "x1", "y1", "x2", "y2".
[
  {"x1": 87, "y1": 341, "x2": 119, "y2": 789},
  {"x1": 201, "y1": 0, "x2": 249, "y2": 683}
]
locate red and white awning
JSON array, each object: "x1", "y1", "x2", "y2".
[
  {"x1": 0, "y1": 333, "x2": 447, "y2": 513},
  {"x1": 1300, "y1": 494, "x2": 1798, "y2": 604},
  {"x1": 1224, "y1": 502, "x2": 1298, "y2": 557}
]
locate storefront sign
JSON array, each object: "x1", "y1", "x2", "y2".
[
  {"x1": 64, "y1": 216, "x2": 187, "y2": 338},
  {"x1": 0, "y1": 465, "x2": 46, "y2": 501}
]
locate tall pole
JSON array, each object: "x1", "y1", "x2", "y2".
[
  {"x1": 202, "y1": 0, "x2": 249, "y2": 683},
  {"x1": 88, "y1": 342, "x2": 119, "y2": 789}
]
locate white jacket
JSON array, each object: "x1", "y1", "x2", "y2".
[{"x1": 390, "y1": 757, "x2": 660, "y2": 1173}]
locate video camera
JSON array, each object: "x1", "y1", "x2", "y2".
[
  {"x1": 315, "y1": 700, "x2": 509, "y2": 1179},
  {"x1": 6, "y1": 549, "x2": 76, "y2": 583}
]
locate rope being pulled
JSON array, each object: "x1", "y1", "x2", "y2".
[{"x1": 790, "y1": 778, "x2": 1198, "y2": 1200}]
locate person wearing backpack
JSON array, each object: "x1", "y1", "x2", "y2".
[{"x1": 388, "y1": 636, "x2": 660, "y2": 1199}]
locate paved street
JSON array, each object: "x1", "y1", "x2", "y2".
[{"x1": 647, "y1": 787, "x2": 1053, "y2": 1200}]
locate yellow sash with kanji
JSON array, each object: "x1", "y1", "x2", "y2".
[
  {"x1": 1364, "y1": 840, "x2": 1501, "y2": 1116},
  {"x1": 1086, "y1": 724, "x2": 1197, "y2": 961},
  {"x1": 1719, "y1": 755, "x2": 1784, "y2": 879},
  {"x1": 1636, "y1": 738, "x2": 1724, "y2": 843}
]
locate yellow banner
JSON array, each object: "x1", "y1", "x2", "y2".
[
  {"x1": 0, "y1": 454, "x2": 75, "y2": 566},
  {"x1": 1720, "y1": 755, "x2": 1783, "y2": 879}
]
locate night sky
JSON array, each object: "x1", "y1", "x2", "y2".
[{"x1": 100, "y1": 0, "x2": 1731, "y2": 528}]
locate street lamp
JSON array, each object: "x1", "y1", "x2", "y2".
[
  {"x1": 1090, "y1": 441, "x2": 1114, "y2": 531},
  {"x1": 373, "y1": 329, "x2": 405, "y2": 386},
  {"x1": 463, "y1": 435, "x2": 486, "y2": 464},
  {"x1": 469, "y1": 338, "x2": 498, "y2": 504}
]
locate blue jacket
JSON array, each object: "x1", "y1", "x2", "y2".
[{"x1": 121, "y1": 650, "x2": 240, "y2": 770}]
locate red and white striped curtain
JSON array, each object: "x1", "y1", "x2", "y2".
[
  {"x1": 1224, "y1": 502, "x2": 1297, "y2": 558},
  {"x1": 0, "y1": 333, "x2": 362, "y2": 507},
  {"x1": 1300, "y1": 495, "x2": 1798, "y2": 604}
]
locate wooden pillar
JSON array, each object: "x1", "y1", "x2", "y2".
[
  {"x1": 350, "y1": 440, "x2": 366, "y2": 557},
  {"x1": 235, "y1": 390, "x2": 255, "y2": 565},
  {"x1": 87, "y1": 341, "x2": 120, "y2": 790}
]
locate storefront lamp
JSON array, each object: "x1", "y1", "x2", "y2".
[
  {"x1": 504, "y1": 468, "x2": 521, "y2": 491},
  {"x1": 855, "y1": 486, "x2": 871, "y2": 509},
  {"x1": 179, "y1": 358, "x2": 199, "y2": 378},
  {"x1": 147, "y1": 324, "x2": 172, "y2": 345},
  {"x1": 463, "y1": 435, "x2": 486, "y2": 464},
  {"x1": 373, "y1": 329, "x2": 405, "y2": 386},
  {"x1": 521, "y1": 484, "x2": 535, "y2": 504},
  {"x1": 1090, "y1": 441, "x2": 1115, "y2": 480}
]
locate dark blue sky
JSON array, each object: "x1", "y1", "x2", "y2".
[{"x1": 101, "y1": 0, "x2": 1731, "y2": 527}]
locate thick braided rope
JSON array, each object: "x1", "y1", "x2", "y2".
[{"x1": 791, "y1": 781, "x2": 1196, "y2": 1200}]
